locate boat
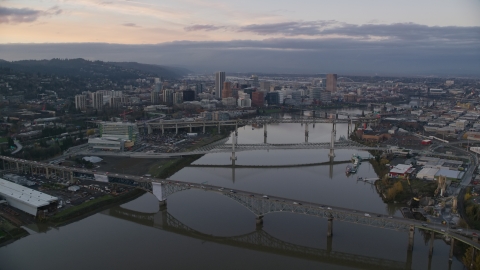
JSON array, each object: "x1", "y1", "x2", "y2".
[{"x1": 346, "y1": 165, "x2": 356, "y2": 174}]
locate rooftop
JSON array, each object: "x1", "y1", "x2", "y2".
[{"x1": 0, "y1": 178, "x2": 57, "y2": 208}]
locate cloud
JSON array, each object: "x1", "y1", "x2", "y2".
[
  {"x1": 0, "y1": 6, "x2": 62, "y2": 24},
  {"x1": 0, "y1": 37, "x2": 478, "y2": 76},
  {"x1": 237, "y1": 21, "x2": 343, "y2": 36},
  {"x1": 184, "y1": 24, "x2": 225, "y2": 32},
  {"x1": 122, "y1": 23, "x2": 139, "y2": 27},
  {"x1": 183, "y1": 20, "x2": 480, "y2": 44}
]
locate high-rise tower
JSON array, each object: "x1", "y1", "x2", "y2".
[
  {"x1": 326, "y1": 74, "x2": 337, "y2": 92},
  {"x1": 215, "y1": 71, "x2": 225, "y2": 99}
]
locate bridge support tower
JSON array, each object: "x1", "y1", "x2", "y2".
[
  {"x1": 230, "y1": 131, "x2": 237, "y2": 165},
  {"x1": 264, "y1": 123, "x2": 267, "y2": 144},
  {"x1": 408, "y1": 225, "x2": 415, "y2": 251},
  {"x1": 147, "y1": 124, "x2": 152, "y2": 135},
  {"x1": 449, "y1": 238, "x2": 454, "y2": 261},
  {"x1": 328, "y1": 121, "x2": 336, "y2": 162},
  {"x1": 256, "y1": 215, "x2": 263, "y2": 229},
  {"x1": 305, "y1": 123, "x2": 309, "y2": 143},
  {"x1": 428, "y1": 231, "x2": 434, "y2": 257},
  {"x1": 327, "y1": 217, "x2": 333, "y2": 237}
]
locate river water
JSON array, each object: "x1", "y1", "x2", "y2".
[{"x1": 0, "y1": 113, "x2": 467, "y2": 270}]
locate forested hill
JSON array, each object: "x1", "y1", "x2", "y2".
[{"x1": 0, "y1": 58, "x2": 190, "y2": 79}]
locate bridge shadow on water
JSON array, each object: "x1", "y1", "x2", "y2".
[{"x1": 102, "y1": 205, "x2": 409, "y2": 270}]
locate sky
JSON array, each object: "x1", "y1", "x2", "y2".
[{"x1": 1, "y1": 0, "x2": 480, "y2": 75}]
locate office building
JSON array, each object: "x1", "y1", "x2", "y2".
[
  {"x1": 222, "y1": 82, "x2": 232, "y2": 98},
  {"x1": 215, "y1": 71, "x2": 226, "y2": 99},
  {"x1": 195, "y1": 83, "x2": 204, "y2": 96},
  {"x1": 173, "y1": 91, "x2": 183, "y2": 104},
  {"x1": 320, "y1": 91, "x2": 332, "y2": 104},
  {"x1": 260, "y1": 81, "x2": 271, "y2": 91},
  {"x1": 183, "y1": 90, "x2": 195, "y2": 101},
  {"x1": 163, "y1": 89, "x2": 174, "y2": 105},
  {"x1": 75, "y1": 95, "x2": 86, "y2": 110},
  {"x1": 110, "y1": 96, "x2": 122, "y2": 108},
  {"x1": 151, "y1": 91, "x2": 160, "y2": 104},
  {"x1": 92, "y1": 92, "x2": 103, "y2": 110},
  {"x1": 251, "y1": 75, "x2": 259, "y2": 87},
  {"x1": 311, "y1": 87, "x2": 322, "y2": 101},
  {"x1": 266, "y1": 92, "x2": 280, "y2": 105},
  {"x1": 252, "y1": 91, "x2": 264, "y2": 107},
  {"x1": 326, "y1": 74, "x2": 337, "y2": 92}
]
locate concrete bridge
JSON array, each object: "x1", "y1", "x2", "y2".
[
  {"x1": 2, "y1": 155, "x2": 480, "y2": 262},
  {"x1": 104, "y1": 206, "x2": 407, "y2": 270},
  {"x1": 142, "y1": 117, "x2": 373, "y2": 135}
]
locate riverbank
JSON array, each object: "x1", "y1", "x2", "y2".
[
  {"x1": 49, "y1": 188, "x2": 146, "y2": 225},
  {"x1": 0, "y1": 219, "x2": 29, "y2": 246}
]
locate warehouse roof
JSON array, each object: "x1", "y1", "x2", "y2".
[{"x1": 0, "y1": 178, "x2": 57, "y2": 208}]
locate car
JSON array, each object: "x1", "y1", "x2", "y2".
[
  {"x1": 441, "y1": 229, "x2": 446, "y2": 232},
  {"x1": 327, "y1": 207, "x2": 332, "y2": 210},
  {"x1": 457, "y1": 228, "x2": 463, "y2": 232},
  {"x1": 388, "y1": 216, "x2": 393, "y2": 219},
  {"x1": 377, "y1": 214, "x2": 382, "y2": 217},
  {"x1": 263, "y1": 195, "x2": 269, "y2": 199},
  {"x1": 422, "y1": 223, "x2": 428, "y2": 227},
  {"x1": 365, "y1": 213, "x2": 371, "y2": 217},
  {"x1": 293, "y1": 202, "x2": 299, "y2": 205},
  {"x1": 90, "y1": 197, "x2": 95, "y2": 200},
  {"x1": 249, "y1": 194, "x2": 254, "y2": 197}
]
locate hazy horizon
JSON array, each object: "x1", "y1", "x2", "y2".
[{"x1": 1, "y1": 1, "x2": 479, "y2": 76}]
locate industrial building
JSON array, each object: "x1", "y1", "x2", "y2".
[{"x1": 0, "y1": 178, "x2": 58, "y2": 217}]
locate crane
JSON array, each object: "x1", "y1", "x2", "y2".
[{"x1": 119, "y1": 110, "x2": 134, "y2": 121}]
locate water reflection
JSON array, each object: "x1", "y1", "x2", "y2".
[{"x1": 104, "y1": 205, "x2": 407, "y2": 270}]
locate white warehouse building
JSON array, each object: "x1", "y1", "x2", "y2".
[{"x1": 0, "y1": 178, "x2": 58, "y2": 216}]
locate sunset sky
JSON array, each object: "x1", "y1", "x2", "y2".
[{"x1": 1, "y1": 0, "x2": 479, "y2": 75}]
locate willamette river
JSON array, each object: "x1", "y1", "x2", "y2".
[{"x1": 0, "y1": 113, "x2": 467, "y2": 270}]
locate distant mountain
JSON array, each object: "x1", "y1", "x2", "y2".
[
  {"x1": 109, "y1": 62, "x2": 190, "y2": 78},
  {"x1": 0, "y1": 58, "x2": 190, "y2": 79}
]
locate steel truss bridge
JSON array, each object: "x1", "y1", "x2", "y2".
[{"x1": 105, "y1": 206, "x2": 406, "y2": 270}]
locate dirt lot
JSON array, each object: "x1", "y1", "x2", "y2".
[{"x1": 93, "y1": 156, "x2": 173, "y2": 176}]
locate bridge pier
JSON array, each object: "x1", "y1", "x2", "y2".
[
  {"x1": 147, "y1": 124, "x2": 152, "y2": 135},
  {"x1": 326, "y1": 234, "x2": 333, "y2": 253},
  {"x1": 45, "y1": 167, "x2": 50, "y2": 179},
  {"x1": 305, "y1": 123, "x2": 309, "y2": 143},
  {"x1": 428, "y1": 231, "x2": 434, "y2": 257},
  {"x1": 189, "y1": 125, "x2": 192, "y2": 133},
  {"x1": 264, "y1": 123, "x2": 267, "y2": 144},
  {"x1": 449, "y1": 238, "x2": 454, "y2": 261},
  {"x1": 230, "y1": 131, "x2": 237, "y2": 164},
  {"x1": 218, "y1": 122, "x2": 221, "y2": 134},
  {"x1": 256, "y1": 215, "x2": 263, "y2": 229},
  {"x1": 175, "y1": 123, "x2": 178, "y2": 134},
  {"x1": 408, "y1": 225, "x2": 415, "y2": 251},
  {"x1": 203, "y1": 123, "x2": 205, "y2": 134},
  {"x1": 471, "y1": 248, "x2": 476, "y2": 268},
  {"x1": 328, "y1": 121, "x2": 336, "y2": 161},
  {"x1": 327, "y1": 217, "x2": 333, "y2": 237},
  {"x1": 161, "y1": 124, "x2": 164, "y2": 134},
  {"x1": 158, "y1": 199, "x2": 167, "y2": 211}
]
